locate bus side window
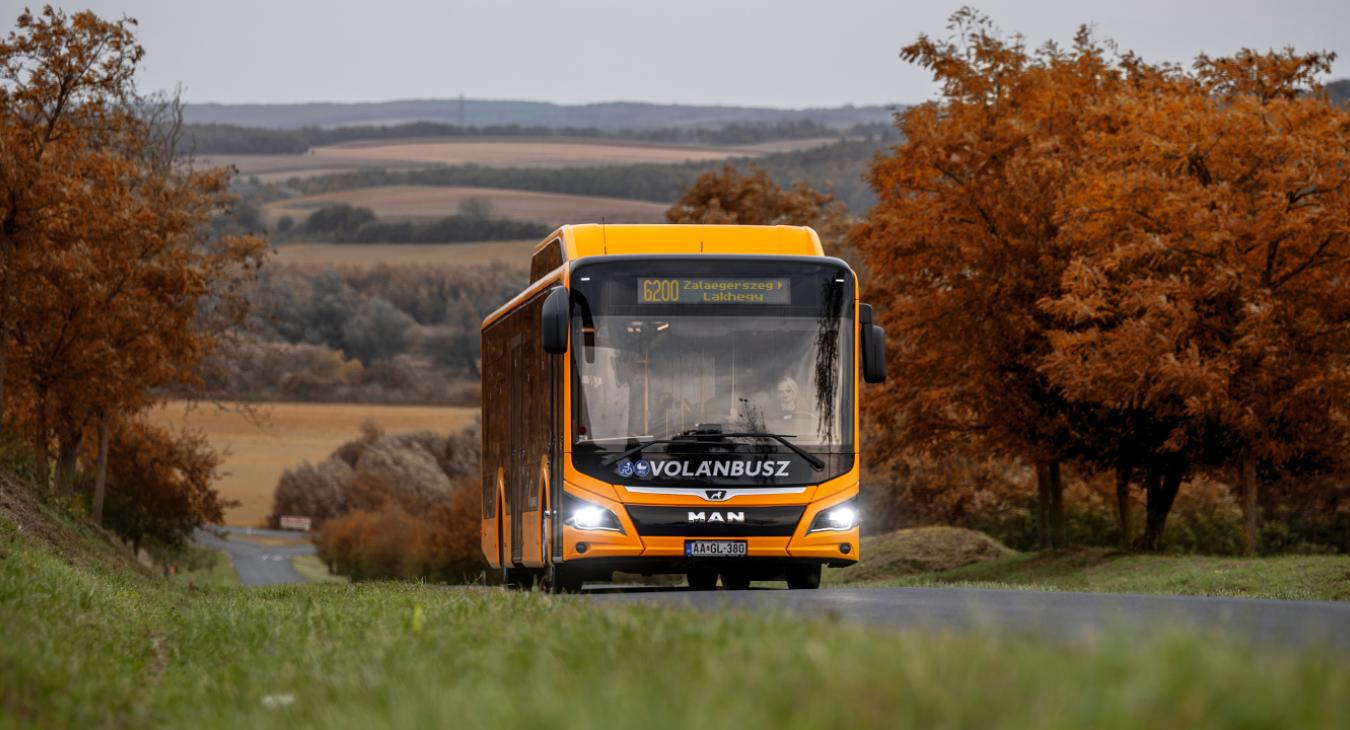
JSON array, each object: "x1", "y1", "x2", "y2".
[{"x1": 531, "y1": 238, "x2": 563, "y2": 282}]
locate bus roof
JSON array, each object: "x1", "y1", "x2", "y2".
[{"x1": 542, "y1": 224, "x2": 824, "y2": 259}]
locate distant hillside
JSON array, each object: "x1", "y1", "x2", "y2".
[
  {"x1": 183, "y1": 98, "x2": 899, "y2": 131},
  {"x1": 1329, "y1": 78, "x2": 1349, "y2": 107}
]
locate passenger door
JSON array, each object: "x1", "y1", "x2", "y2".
[{"x1": 509, "y1": 337, "x2": 525, "y2": 565}]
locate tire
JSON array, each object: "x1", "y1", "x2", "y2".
[
  {"x1": 786, "y1": 564, "x2": 821, "y2": 590},
  {"x1": 720, "y1": 570, "x2": 752, "y2": 590},
  {"x1": 687, "y1": 570, "x2": 719, "y2": 591},
  {"x1": 544, "y1": 563, "x2": 584, "y2": 594},
  {"x1": 503, "y1": 567, "x2": 533, "y2": 590}
]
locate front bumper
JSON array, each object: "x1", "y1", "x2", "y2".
[{"x1": 559, "y1": 482, "x2": 860, "y2": 571}]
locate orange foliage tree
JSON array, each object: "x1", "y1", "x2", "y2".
[
  {"x1": 0, "y1": 7, "x2": 142, "y2": 423},
  {"x1": 856, "y1": 10, "x2": 1350, "y2": 551},
  {"x1": 1, "y1": 8, "x2": 263, "y2": 538},
  {"x1": 1040, "y1": 49, "x2": 1350, "y2": 551},
  {"x1": 666, "y1": 164, "x2": 852, "y2": 253},
  {"x1": 851, "y1": 11, "x2": 1134, "y2": 549}
]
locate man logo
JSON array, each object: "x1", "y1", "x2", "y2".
[
  {"x1": 616, "y1": 460, "x2": 635, "y2": 479},
  {"x1": 705, "y1": 489, "x2": 729, "y2": 502},
  {"x1": 687, "y1": 511, "x2": 745, "y2": 523}
]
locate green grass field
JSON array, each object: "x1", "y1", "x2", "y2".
[
  {"x1": 827, "y1": 529, "x2": 1350, "y2": 602},
  {"x1": 3, "y1": 506, "x2": 1349, "y2": 728},
  {"x1": 885, "y1": 550, "x2": 1350, "y2": 600}
]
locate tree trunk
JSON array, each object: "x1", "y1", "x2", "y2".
[
  {"x1": 54, "y1": 431, "x2": 81, "y2": 498},
  {"x1": 0, "y1": 234, "x2": 11, "y2": 426},
  {"x1": 1240, "y1": 454, "x2": 1259, "y2": 557},
  {"x1": 34, "y1": 389, "x2": 50, "y2": 493},
  {"x1": 1141, "y1": 459, "x2": 1185, "y2": 551},
  {"x1": 1048, "y1": 460, "x2": 1065, "y2": 549},
  {"x1": 92, "y1": 411, "x2": 111, "y2": 524},
  {"x1": 1036, "y1": 462, "x2": 1052, "y2": 550},
  {"x1": 1114, "y1": 462, "x2": 1133, "y2": 549}
]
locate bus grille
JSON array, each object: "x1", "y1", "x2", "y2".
[{"x1": 624, "y1": 505, "x2": 805, "y2": 537}]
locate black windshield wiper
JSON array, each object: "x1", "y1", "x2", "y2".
[
  {"x1": 714, "y1": 432, "x2": 825, "y2": 470},
  {"x1": 600, "y1": 438, "x2": 683, "y2": 467}
]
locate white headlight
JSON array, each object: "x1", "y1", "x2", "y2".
[
  {"x1": 572, "y1": 506, "x2": 606, "y2": 530},
  {"x1": 826, "y1": 505, "x2": 857, "y2": 530}
]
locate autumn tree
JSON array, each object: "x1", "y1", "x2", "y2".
[
  {"x1": 7, "y1": 95, "x2": 261, "y2": 505},
  {"x1": 666, "y1": 164, "x2": 852, "y2": 254},
  {"x1": 96, "y1": 418, "x2": 230, "y2": 554},
  {"x1": 1040, "y1": 49, "x2": 1350, "y2": 551},
  {"x1": 0, "y1": 7, "x2": 142, "y2": 424},
  {"x1": 851, "y1": 11, "x2": 1134, "y2": 549},
  {"x1": 1, "y1": 7, "x2": 263, "y2": 541}
]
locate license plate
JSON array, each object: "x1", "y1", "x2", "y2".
[{"x1": 684, "y1": 540, "x2": 747, "y2": 558}]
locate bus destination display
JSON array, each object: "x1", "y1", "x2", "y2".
[{"x1": 639, "y1": 277, "x2": 791, "y2": 305}]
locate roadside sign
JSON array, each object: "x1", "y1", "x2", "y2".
[{"x1": 279, "y1": 515, "x2": 312, "y2": 532}]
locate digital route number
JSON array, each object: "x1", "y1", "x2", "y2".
[{"x1": 638, "y1": 277, "x2": 791, "y2": 305}]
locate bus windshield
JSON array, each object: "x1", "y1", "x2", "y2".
[{"x1": 569, "y1": 258, "x2": 854, "y2": 485}]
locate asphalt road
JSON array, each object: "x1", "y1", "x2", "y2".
[
  {"x1": 194, "y1": 526, "x2": 315, "y2": 586},
  {"x1": 588, "y1": 585, "x2": 1350, "y2": 652},
  {"x1": 193, "y1": 529, "x2": 1349, "y2": 651}
]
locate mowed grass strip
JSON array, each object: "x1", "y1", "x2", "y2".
[
  {"x1": 261, "y1": 185, "x2": 669, "y2": 226},
  {"x1": 2, "y1": 523, "x2": 1348, "y2": 729},
  {"x1": 145, "y1": 402, "x2": 477, "y2": 526},
  {"x1": 831, "y1": 535, "x2": 1350, "y2": 601}
]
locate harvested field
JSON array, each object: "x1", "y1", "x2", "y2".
[
  {"x1": 206, "y1": 136, "x2": 838, "y2": 182},
  {"x1": 262, "y1": 184, "x2": 668, "y2": 225},
  {"x1": 146, "y1": 401, "x2": 477, "y2": 526},
  {"x1": 271, "y1": 240, "x2": 536, "y2": 268},
  {"x1": 310, "y1": 136, "x2": 759, "y2": 168}
]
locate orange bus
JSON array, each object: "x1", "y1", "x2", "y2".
[{"x1": 480, "y1": 224, "x2": 886, "y2": 592}]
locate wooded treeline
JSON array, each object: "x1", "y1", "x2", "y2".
[
  {"x1": 186, "y1": 119, "x2": 889, "y2": 155},
  {"x1": 275, "y1": 201, "x2": 550, "y2": 244},
  {"x1": 206, "y1": 261, "x2": 523, "y2": 405},
  {"x1": 0, "y1": 8, "x2": 263, "y2": 553}
]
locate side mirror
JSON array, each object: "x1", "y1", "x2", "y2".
[
  {"x1": 860, "y1": 303, "x2": 887, "y2": 383},
  {"x1": 542, "y1": 287, "x2": 569, "y2": 354}
]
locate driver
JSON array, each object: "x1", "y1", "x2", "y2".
[{"x1": 767, "y1": 375, "x2": 815, "y2": 428}]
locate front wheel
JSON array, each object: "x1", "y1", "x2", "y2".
[
  {"x1": 543, "y1": 563, "x2": 584, "y2": 594},
  {"x1": 785, "y1": 564, "x2": 821, "y2": 590},
  {"x1": 503, "y1": 567, "x2": 533, "y2": 590}
]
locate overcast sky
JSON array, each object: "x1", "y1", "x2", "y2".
[{"x1": 8, "y1": 0, "x2": 1348, "y2": 108}]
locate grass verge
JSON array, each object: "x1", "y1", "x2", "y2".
[
  {"x1": 834, "y1": 546, "x2": 1350, "y2": 601},
  {"x1": 2, "y1": 515, "x2": 1348, "y2": 728},
  {"x1": 290, "y1": 553, "x2": 347, "y2": 584},
  {"x1": 173, "y1": 545, "x2": 238, "y2": 588}
]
